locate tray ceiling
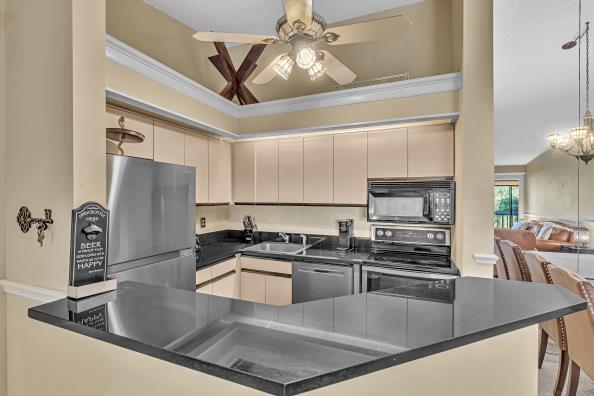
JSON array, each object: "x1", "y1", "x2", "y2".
[{"x1": 143, "y1": 0, "x2": 424, "y2": 37}]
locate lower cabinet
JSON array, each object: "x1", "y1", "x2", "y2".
[
  {"x1": 212, "y1": 272, "x2": 239, "y2": 299},
  {"x1": 265, "y1": 275, "x2": 292, "y2": 306},
  {"x1": 196, "y1": 258, "x2": 239, "y2": 299},
  {"x1": 240, "y1": 256, "x2": 292, "y2": 306},
  {"x1": 240, "y1": 271, "x2": 266, "y2": 303}
]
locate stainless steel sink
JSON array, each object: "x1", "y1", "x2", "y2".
[{"x1": 244, "y1": 242, "x2": 310, "y2": 254}]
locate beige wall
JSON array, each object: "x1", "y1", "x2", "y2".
[
  {"x1": 3, "y1": 1, "x2": 106, "y2": 394},
  {"x1": 0, "y1": 0, "x2": 6, "y2": 393},
  {"x1": 195, "y1": 206, "x2": 230, "y2": 235},
  {"x1": 452, "y1": 0, "x2": 494, "y2": 278},
  {"x1": 106, "y1": 60, "x2": 238, "y2": 134},
  {"x1": 238, "y1": 91, "x2": 458, "y2": 134},
  {"x1": 228, "y1": 206, "x2": 370, "y2": 237}
]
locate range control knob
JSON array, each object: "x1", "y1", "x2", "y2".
[
  {"x1": 376, "y1": 229, "x2": 384, "y2": 237},
  {"x1": 385, "y1": 230, "x2": 393, "y2": 238},
  {"x1": 427, "y1": 232, "x2": 434, "y2": 240},
  {"x1": 436, "y1": 233, "x2": 444, "y2": 241}
]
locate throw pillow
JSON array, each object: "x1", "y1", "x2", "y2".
[
  {"x1": 512, "y1": 221, "x2": 528, "y2": 230},
  {"x1": 536, "y1": 223, "x2": 554, "y2": 240}
]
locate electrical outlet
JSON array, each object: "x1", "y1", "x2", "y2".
[{"x1": 200, "y1": 217, "x2": 206, "y2": 228}]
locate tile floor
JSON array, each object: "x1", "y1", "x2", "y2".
[{"x1": 539, "y1": 342, "x2": 594, "y2": 395}]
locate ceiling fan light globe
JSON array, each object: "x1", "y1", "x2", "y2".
[
  {"x1": 308, "y1": 61, "x2": 327, "y2": 81},
  {"x1": 296, "y1": 46, "x2": 317, "y2": 69},
  {"x1": 273, "y1": 54, "x2": 295, "y2": 80}
]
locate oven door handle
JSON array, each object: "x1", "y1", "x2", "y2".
[{"x1": 362, "y1": 266, "x2": 458, "y2": 280}]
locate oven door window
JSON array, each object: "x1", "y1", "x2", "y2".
[
  {"x1": 368, "y1": 190, "x2": 431, "y2": 222},
  {"x1": 365, "y1": 270, "x2": 455, "y2": 303}
]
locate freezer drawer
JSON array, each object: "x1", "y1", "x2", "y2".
[{"x1": 292, "y1": 262, "x2": 353, "y2": 303}]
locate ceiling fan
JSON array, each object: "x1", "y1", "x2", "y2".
[{"x1": 193, "y1": 0, "x2": 413, "y2": 86}]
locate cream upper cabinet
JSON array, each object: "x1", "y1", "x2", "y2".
[
  {"x1": 105, "y1": 107, "x2": 154, "y2": 160},
  {"x1": 255, "y1": 140, "x2": 279, "y2": 203},
  {"x1": 303, "y1": 135, "x2": 334, "y2": 203},
  {"x1": 184, "y1": 133, "x2": 209, "y2": 204},
  {"x1": 208, "y1": 138, "x2": 232, "y2": 203},
  {"x1": 154, "y1": 121, "x2": 185, "y2": 165},
  {"x1": 233, "y1": 142, "x2": 256, "y2": 203},
  {"x1": 368, "y1": 128, "x2": 407, "y2": 178},
  {"x1": 408, "y1": 125, "x2": 454, "y2": 178},
  {"x1": 278, "y1": 138, "x2": 304, "y2": 203},
  {"x1": 334, "y1": 132, "x2": 367, "y2": 205}
]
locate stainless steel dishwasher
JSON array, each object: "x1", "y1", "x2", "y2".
[{"x1": 292, "y1": 262, "x2": 354, "y2": 303}]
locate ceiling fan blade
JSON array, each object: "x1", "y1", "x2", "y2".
[
  {"x1": 284, "y1": 0, "x2": 313, "y2": 28},
  {"x1": 193, "y1": 31, "x2": 278, "y2": 44},
  {"x1": 324, "y1": 14, "x2": 413, "y2": 45},
  {"x1": 321, "y1": 51, "x2": 356, "y2": 85},
  {"x1": 252, "y1": 54, "x2": 287, "y2": 85}
]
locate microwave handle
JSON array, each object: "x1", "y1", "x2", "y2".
[{"x1": 424, "y1": 192, "x2": 433, "y2": 220}]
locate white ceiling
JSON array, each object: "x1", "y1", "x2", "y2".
[
  {"x1": 494, "y1": 0, "x2": 594, "y2": 165},
  {"x1": 142, "y1": 0, "x2": 423, "y2": 37}
]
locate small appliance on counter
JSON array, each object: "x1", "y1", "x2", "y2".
[
  {"x1": 336, "y1": 219, "x2": 354, "y2": 252},
  {"x1": 362, "y1": 225, "x2": 458, "y2": 302},
  {"x1": 243, "y1": 215, "x2": 260, "y2": 244}
]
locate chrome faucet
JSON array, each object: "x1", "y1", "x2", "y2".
[
  {"x1": 299, "y1": 234, "x2": 308, "y2": 245},
  {"x1": 279, "y1": 232, "x2": 290, "y2": 243}
]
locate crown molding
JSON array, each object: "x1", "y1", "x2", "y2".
[
  {"x1": 105, "y1": 35, "x2": 462, "y2": 120},
  {"x1": 0, "y1": 279, "x2": 66, "y2": 303}
]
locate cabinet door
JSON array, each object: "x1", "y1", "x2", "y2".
[
  {"x1": 408, "y1": 125, "x2": 454, "y2": 177},
  {"x1": 255, "y1": 140, "x2": 279, "y2": 203},
  {"x1": 368, "y1": 128, "x2": 407, "y2": 178},
  {"x1": 278, "y1": 138, "x2": 304, "y2": 203},
  {"x1": 240, "y1": 271, "x2": 266, "y2": 303},
  {"x1": 333, "y1": 132, "x2": 367, "y2": 205},
  {"x1": 265, "y1": 275, "x2": 292, "y2": 306},
  {"x1": 212, "y1": 272, "x2": 239, "y2": 299},
  {"x1": 208, "y1": 138, "x2": 232, "y2": 203},
  {"x1": 232, "y1": 142, "x2": 256, "y2": 203},
  {"x1": 303, "y1": 135, "x2": 333, "y2": 203},
  {"x1": 196, "y1": 267, "x2": 212, "y2": 285},
  {"x1": 196, "y1": 283, "x2": 212, "y2": 295},
  {"x1": 185, "y1": 133, "x2": 209, "y2": 204},
  {"x1": 154, "y1": 121, "x2": 185, "y2": 165},
  {"x1": 105, "y1": 107, "x2": 154, "y2": 160}
]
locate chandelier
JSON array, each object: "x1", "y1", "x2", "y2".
[{"x1": 547, "y1": 16, "x2": 593, "y2": 164}]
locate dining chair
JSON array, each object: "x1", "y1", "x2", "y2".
[
  {"x1": 493, "y1": 237, "x2": 510, "y2": 279},
  {"x1": 524, "y1": 253, "x2": 568, "y2": 396},
  {"x1": 498, "y1": 239, "x2": 531, "y2": 282},
  {"x1": 548, "y1": 265, "x2": 594, "y2": 396}
]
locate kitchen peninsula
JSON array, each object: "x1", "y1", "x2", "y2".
[{"x1": 29, "y1": 277, "x2": 584, "y2": 396}]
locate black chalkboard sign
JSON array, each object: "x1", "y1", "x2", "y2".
[{"x1": 69, "y1": 202, "x2": 110, "y2": 287}]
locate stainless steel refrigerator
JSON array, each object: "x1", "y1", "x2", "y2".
[{"x1": 106, "y1": 154, "x2": 196, "y2": 291}]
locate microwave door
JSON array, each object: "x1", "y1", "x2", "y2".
[{"x1": 368, "y1": 190, "x2": 431, "y2": 223}]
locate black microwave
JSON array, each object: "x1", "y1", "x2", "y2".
[{"x1": 367, "y1": 178, "x2": 455, "y2": 225}]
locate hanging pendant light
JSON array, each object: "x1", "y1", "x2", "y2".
[{"x1": 547, "y1": 2, "x2": 594, "y2": 164}]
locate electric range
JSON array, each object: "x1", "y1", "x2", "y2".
[{"x1": 362, "y1": 225, "x2": 459, "y2": 303}]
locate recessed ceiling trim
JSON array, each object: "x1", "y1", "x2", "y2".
[
  {"x1": 106, "y1": 35, "x2": 462, "y2": 119},
  {"x1": 107, "y1": 86, "x2": 457, "y2": 140}
]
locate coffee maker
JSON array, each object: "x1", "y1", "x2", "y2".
[{"x1": 337, "y1": 219, "x2": 354, "y2": 252}]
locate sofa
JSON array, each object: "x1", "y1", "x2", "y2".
[{"x1": 495, "y1": 220, "x2": 577, "y2": 252}]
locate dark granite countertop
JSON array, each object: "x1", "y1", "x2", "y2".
[
  {"x1": 196, "y1": 232, "x2": 371, "y2": 270},
  {"x1": 29, "y1": 278, "x2": 585, "y2": 396}
]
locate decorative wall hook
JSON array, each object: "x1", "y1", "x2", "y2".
[{"x1": 16, "y1": 206, "x2": 54, "y2": 246}]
